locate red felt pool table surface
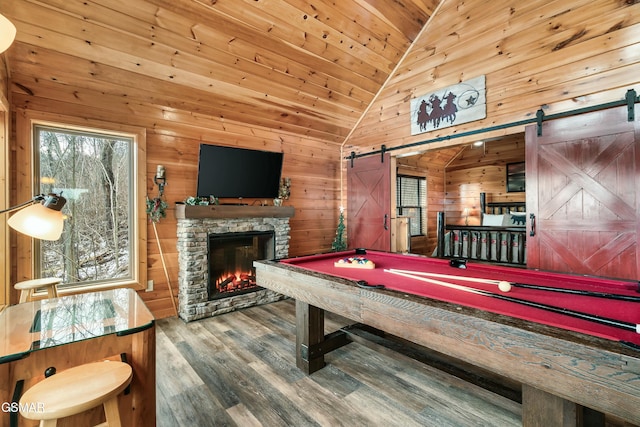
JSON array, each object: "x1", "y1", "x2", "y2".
[{"x1": 281, "y1": 250, "x2": 640, "y2": 345}]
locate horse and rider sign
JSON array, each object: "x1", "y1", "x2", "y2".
[{"x1": 410, "y1": 75, "x2": 486, "y2": 136}]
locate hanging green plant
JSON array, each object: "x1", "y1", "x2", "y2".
[{"x1": 146, "y1": 196, "x2": 168, "y2": 223}]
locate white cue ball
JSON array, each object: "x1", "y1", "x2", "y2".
[{"x1": 498, "y1": 281, "x2": 512, "y2": 292}]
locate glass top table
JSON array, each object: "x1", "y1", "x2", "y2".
[{"x1": 0, "y1": 288, "x2": 155, "y2": 364}]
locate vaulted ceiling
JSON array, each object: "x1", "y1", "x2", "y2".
[{"x1": 1, "y1": 0, "x2": 442, "y2": 144}]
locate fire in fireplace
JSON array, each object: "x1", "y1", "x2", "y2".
[{"x1": 208, "y1": 231, "x2": 275, "y2": 300}]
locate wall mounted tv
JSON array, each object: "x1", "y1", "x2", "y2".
[{"x1": 196, "y1": 144, "x2": 284, "y2": 199}]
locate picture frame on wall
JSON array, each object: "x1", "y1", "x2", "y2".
[{"x1": 506, "y1": 162, "x2": 525, "y2": 192}]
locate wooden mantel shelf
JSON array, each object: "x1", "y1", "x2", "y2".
[{"x1": 175, "y1": 204, "x2": 295, "y2": 219}]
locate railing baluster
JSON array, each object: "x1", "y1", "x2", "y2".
[{"x1": 438, "y1": 224, "x2": 527, "y2": 267}]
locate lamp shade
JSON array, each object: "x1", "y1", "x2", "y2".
[
  {"x1": 8, "y1": 203, "x2": 64, "y2": 240},
  {"x1": 0, "y1": 13, "x2": 16, "y2": 54},
  {"x1": 7, "y1": 194, "x2": 66, "y2": 241}
]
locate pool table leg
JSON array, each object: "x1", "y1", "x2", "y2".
[
  {"x1": 296, "y1": 300, "x2": 326, "y2": 374},
  {"x1": 522, "y1": 384, "x2": 605, "y2": 427},
  {"x1": 294, "y1": 300, "x2": 352, "y2": 374}
]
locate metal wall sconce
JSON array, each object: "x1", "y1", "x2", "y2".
[{"x1": 154, "y1": 165, "x2": 167, "y2": 196}]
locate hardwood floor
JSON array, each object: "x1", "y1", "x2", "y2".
[{"x1": 156, "y1": 299, "x2": 521, "y2": 426}]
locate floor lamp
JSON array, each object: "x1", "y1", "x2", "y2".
[
  {"x1": 1, "y1": 194, "x2": 65, "y2": 303},
  {"x1": 1, "y1": 193, "x2": 66, "y2": 240}
]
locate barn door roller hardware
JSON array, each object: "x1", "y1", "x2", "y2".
[
  {"x1": 346, "y1": 89, "x2": 639, "y2": 160},
  {"x1": 349, "y1": 145, "x2": 387, "y2": 167},
  {"x1": 536, "y1": 109, "x2": 544, "y2": 136},
  {"x1": 536, "y1": 88, "x2": 637, "y2": 136},
  {"x1": 626, "y1": 89, "x2": 636, "y2": 121}
]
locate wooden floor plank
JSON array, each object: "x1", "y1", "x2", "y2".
[
  {"x1": 342, "y1": 324, "x2": 522, "y2": 402},
  {"x1": 208, "y1": 346, "x2": 319, "y2": 425},
  {"x1": 330, "y1": 343, "x2": 519, "y2": 426},
  {"x1": 246, "y1": 301, "x2": 298, "y2": 337},
  {"x1": 156, "y1": 328, "x2": 205, "y2": 393},
  {"x1": 166, "y1": 384, "x2": 234, "y2": 427},
  {"x1": 155, "y1": 382, "x2": 181, "y2": 427},
  {"x1": 396, "y1": 369, "x2": 521, "y2": 425},
  {"x1": 303, "y1": 361, "x2": 363, "y2": 399},
  {"x1": 174, "y1": 342, "x2": 242, "y2": 409},
  {"x1": 330, "y1": 346, "x2": 445, "y2": 412},
  {"x1": 249, "y1": 359, "x2": 358, "y2": 426},
  {"x1": 342, "y1": 386, "x2": 456, "y2": 427},
  {"x1": 226, "y1": 403, "x2": 263, "y2": 427},
  {"x1": 157, "y1": 299, "x2": 522, "y2": 426}
]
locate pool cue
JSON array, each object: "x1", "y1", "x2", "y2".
[
  {"x1": 384, "y1": 269, "x2": 640, "y2": 334},
  {"x1": 387, "y1": 269, "x2": 640, "y2": 303},
  {"x1": 153, "y1": 221, "x2": 178, "y2": 316}
]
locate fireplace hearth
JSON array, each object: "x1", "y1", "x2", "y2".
[{"x1": 176, "y1": 205, "x2": 293, "y2": 322}]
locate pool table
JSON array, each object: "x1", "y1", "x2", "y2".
[{"x1": 254, "y1": 250, "x2": 640, "y2": 426}]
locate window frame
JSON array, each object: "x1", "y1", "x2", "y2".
[
  {"x1": 396, "y1": 174, "x2": 426, "y2": 237},
  {"x1": 15, "y1": 110, "x2": 146, "y2": 294},
  {"x1": 0, "y1": 95, "x2": 8, "y2": 308}
]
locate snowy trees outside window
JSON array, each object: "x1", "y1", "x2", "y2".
[{"x1": 35, "y1": 125, "x2": 134, "y2": 287}]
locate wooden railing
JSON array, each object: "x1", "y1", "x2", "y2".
[{"x1": 436, "y1": 212, "x2": 527, "y2": 266}]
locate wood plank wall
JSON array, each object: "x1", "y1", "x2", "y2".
[
  {"x1": 9, "y1": 86, "x2": 341, "y2": 318},
  {"x1": 345, "y1": 0, "x2": 640, "y2": 155}
]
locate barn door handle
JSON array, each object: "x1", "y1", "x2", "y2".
[
  {"x1": 383, "y1": 214, "x2": 389, "y2": 230},
  {"x1": 529, "y1": 213, "x2": 536, "y2": 237}
]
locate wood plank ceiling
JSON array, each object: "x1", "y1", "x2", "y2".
[{"x1": 2, "y1": 0, "x2": 441, "y2": 144}]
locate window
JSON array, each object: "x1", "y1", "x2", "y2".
[
  {"x1": 397, "y1": 175, "x2": 426, "y2": 236},
  {"x1": 15, "y1": 111, "x2": 146, "y2": 293},
  {"x1": 35, "y1": 126, "x2": 135, "y2": 287}
]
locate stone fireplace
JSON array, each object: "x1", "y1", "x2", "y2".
[{"x1": 176, "y1": 204, "x2": 293, "y2": 322}]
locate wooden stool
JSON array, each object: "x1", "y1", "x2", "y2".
[
  {"x1": 19, "y1": 361, "x2": 133, "y2": 427},
  {"x1": 15, "y1": 277, "x2": 62, "y2": 303}
]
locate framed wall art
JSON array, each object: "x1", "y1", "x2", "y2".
[{"x1": 410, "y1": 75, "x2": 486, "y2": 136}]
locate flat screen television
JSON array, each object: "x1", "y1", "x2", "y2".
[{"x1": 196, "y1": 144, "x2": 284, "y2": 199}]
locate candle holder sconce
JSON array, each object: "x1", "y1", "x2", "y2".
[{"x1": 154, "y1": 165, "x2": 167, "y2": 196}]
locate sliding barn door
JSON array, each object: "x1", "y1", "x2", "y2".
[
  {"x1": 526, "y1": 105, "x2": 640, "y2": 280},
  {"x1": 347, "y1": 153, "x2": 391, "y2": 251}
]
